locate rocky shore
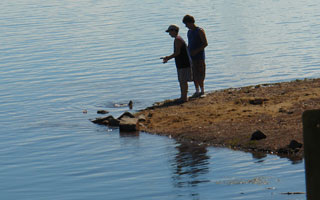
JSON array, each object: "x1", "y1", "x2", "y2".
[{"x1": 133, "y1": 78, "x2": 320, "y2": 160}]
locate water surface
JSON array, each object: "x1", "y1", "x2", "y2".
[{"x1": 1, "y1": 0, "x2": 318, "y2": 199}]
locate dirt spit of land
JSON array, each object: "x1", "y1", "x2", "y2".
[{"x1": 135, "y1": 78, "x2": 320, "y2": 160}]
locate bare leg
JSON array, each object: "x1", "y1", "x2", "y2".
[
  {"x1": 199, "y1": 80, "x2": 204, "y2": 94},
  {"x1": 179, "y1": 81, "x2": 188, "y2": 101},
  {"x1": 194, "y1": 80, "x2": 200, "y2": 93}
]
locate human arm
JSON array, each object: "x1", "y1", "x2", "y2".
[
  {"x1": 162, "y1": 38, "x2": 182, "y2": 63},
  {"x1": 190, "y1": 28, "x2": 208, "y2": 56}
]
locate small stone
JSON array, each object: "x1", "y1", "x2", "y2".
[
  {"x1": 288, "y1": 140, "x2": 302, "y2": 150},
  {"x1": 249, "y1": 98, "x2": 267, "y2": 105},
  {"x1": 97, "y1": 110, "x2": 109, "y2": 114},
  {"x1": 250, "y1": 130, "x2": 267, "y2": 140}
]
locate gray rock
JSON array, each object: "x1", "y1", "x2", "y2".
[
  {"x1": 117, "y1": 112, "x2": 135, "y2": 120},
  {"x1": 91, "y1": 115, "x2": 119, "y2": 126},
  {"x1": 250, "y1": 130, "x2": 267, "y2": 140},
  {"x1": 107, "y1": 116, "x2": 120, "y2": 127},
  {"x1": 91, "y1": 111, "x2": 139, "y2": 131},
  {"x1": 119, "y1": 117, "x2": 139, "y2": 132},
  {"x1": 91, "y1": 116, "x2": 114, "y2": 125}
]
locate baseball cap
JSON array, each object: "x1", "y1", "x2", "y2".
[{"x1": 165, "y1": 24, "x2": 179, "y2": 32}]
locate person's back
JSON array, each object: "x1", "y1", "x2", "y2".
[{"x1": 187, "y1": 27, "x2": 205, "y2": 60}]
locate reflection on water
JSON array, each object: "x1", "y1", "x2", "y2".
[
  {"x1": 171, "y1": 142, "x2": 210, "y2": 188},
  {"x1": 279, "y1": 154, "x2": 304, "y2": 165},
  {"x1": 120, "y1": 131, "x2": 140, "y2": 138},
  {"x1": 251, "y1": 151, "x2": 267, "y2": 161}
]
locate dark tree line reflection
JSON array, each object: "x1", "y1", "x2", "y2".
[{"x1": 171, "y1": 142, "x2": 210, "y2": 188}]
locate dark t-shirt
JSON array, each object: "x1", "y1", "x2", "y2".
[{"x1": 174, "y1": 36, "x2": 191, "y2": 69}]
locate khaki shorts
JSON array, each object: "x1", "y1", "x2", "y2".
[
  {"x1": 177, "y1": 67, "x2": 193, "y2": 83},
  {"x1": 192, "y1": 60, "x2": 206, "y2": 81}
]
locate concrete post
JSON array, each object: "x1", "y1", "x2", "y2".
[{"x1": 303, "y1": 110, "x2": 320, "y2": 200}]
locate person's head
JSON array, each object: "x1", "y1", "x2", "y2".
[
  {"x1": 182, "y1": 15, "x2": 195, "y2": 29},
  {"x1": 165, "y1": 24, "x2": 179, "y2": 37}
]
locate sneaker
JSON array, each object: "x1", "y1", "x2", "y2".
[
  {"x1": 176, "y1": 98, "x2": 187, "y2": 104},
  {"x1": 200, "y1": 92, "x2": 206, "y2": 98},
  {"x1": 191, "y1": 92, "x2": 201, "y2": 98}
]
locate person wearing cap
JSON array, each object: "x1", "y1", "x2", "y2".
[
  {"x1": 162, "y1": 24, "x2": 192, "y2": 103},
  {"x1": 183, "y1": 14, "x2": 208, "y2": 97}
]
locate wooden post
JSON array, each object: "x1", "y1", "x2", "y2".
[{"x1": 303, "y1": 110, "x2": 320, "y2": 200}]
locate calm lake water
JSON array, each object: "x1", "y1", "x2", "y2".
[{"x1": 1, "y1": 0, "x2": 319, "y2": 199}]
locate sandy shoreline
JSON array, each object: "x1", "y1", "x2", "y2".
[{"x1": 135, "y1": 78, "x2": 320, "y2": 160}]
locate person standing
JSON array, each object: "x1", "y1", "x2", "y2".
[
  {"x1": 183, "y1": 15, "x2": 208, "y2": 97},
  {"x1": 162, "y1": 24, "x2": 192, "y2": 102}
]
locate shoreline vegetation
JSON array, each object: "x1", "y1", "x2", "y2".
[{"x1": 134, "y1": 78, "x2": 320, "y2": 161}]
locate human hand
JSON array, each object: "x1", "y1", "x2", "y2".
[{"x1": 161, "y1": 56, "x2": 169, "y2": 63}]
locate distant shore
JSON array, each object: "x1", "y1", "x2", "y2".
[{"x1": 135, "y1": 78, "x2": 320, "y2": 160}]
